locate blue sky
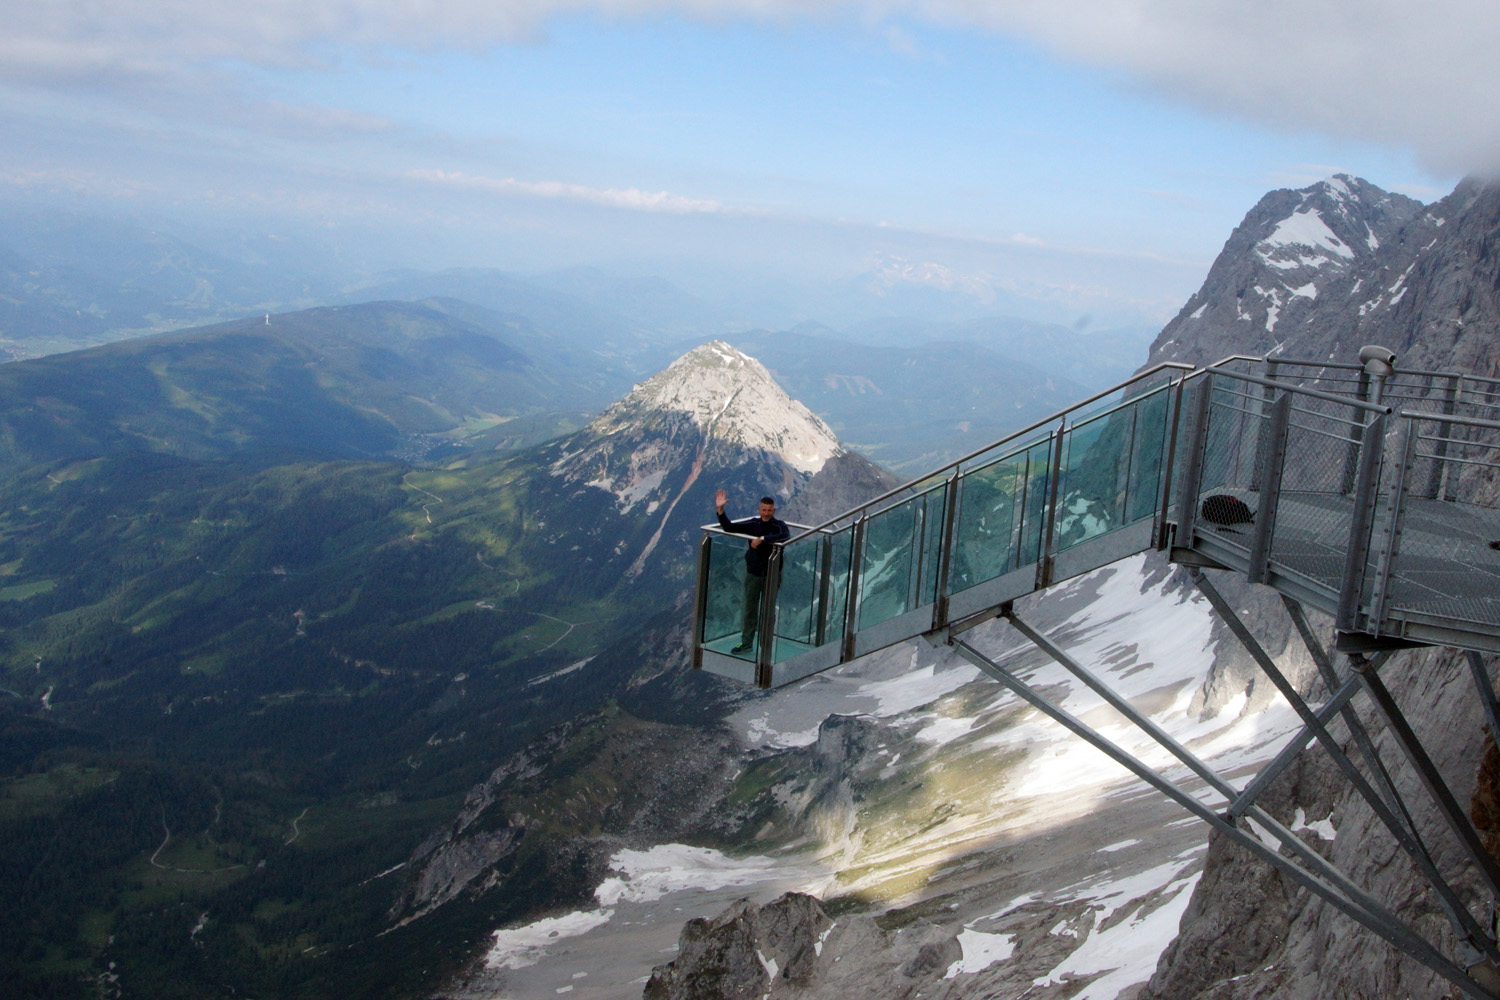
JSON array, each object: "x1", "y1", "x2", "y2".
[{"x1": 1, "y1": 2, "x2": 1490, "y2": 327}]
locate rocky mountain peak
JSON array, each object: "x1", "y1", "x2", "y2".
[
  {"x1": 1147, "y1": 174, "x2": 1427, "y2": 367},
  {"x1": 544, "y1": 342, "x2": 860, "y2": 580},
  {"x1": 568, "y1": 340, "x2": 843, "y2": 478},
  {"x1": 1250, "y1": 173, "x2": 1419, "y2": 274}
]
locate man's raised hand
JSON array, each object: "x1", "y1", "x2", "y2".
[{"x1": 715, "y1": 488, "x2": 727, "y2": 511}]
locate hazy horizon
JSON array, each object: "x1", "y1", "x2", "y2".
[{"x1": 4, "y1": 2, "x2": 1491, "y2": 330}]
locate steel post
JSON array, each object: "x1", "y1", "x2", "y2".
[
  {"x1": 756, "y1": 548, "x2": 783, "y2": 689},
  {"x1": 691, "y1": 534, "x2": 713, "y2": 670},
  {"x1": 1175, "y1": 377, "x2": 1213, "y2": 547},
  {"x1": 931, "y1": 469, "x2": 961, "y2": 632},
  {"x1": 1368, "y1": 417, "x2": 1416, "y2": 629},
  {"x1": 1035, "y1": 421, "x2": 1067, "y2": 589},
  {"x1": 814, "y1": 533, "x2": 833, "y2": 648},
  {"x1": 1247, "y1": 392, "x2": 1291, "y2": 584},
  {"x1": 1153, "y1": 375, "x2": 1188, "y2": 550},
  {"x1": 1337, "y1": 413, "x2": 1387, "y2": 631},
  {"x1": 841, "y1": 516, "x2": 867, "y2": 663}
]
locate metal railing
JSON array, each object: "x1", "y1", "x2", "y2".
[
  {"x1": 695, "y1": 350, "x2": 1500, "y2": 688},
  {"x1": 695, "y1": 362, "x2": 1195, "y2": 686}
]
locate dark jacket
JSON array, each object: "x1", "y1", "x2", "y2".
[{"x1": 716, "y1": 509, "x2": 790, "y2": 576}]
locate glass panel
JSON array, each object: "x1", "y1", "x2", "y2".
[
  {"x1": 771, "y1": 525, "x2": 855, "y2": 664},
  {"x1": 773, "y1": 535, "x2": 821, "y2": 650},
  {"x1": 1056, "y1": 409, "x2": 1133, "y2": 550},
  {"x1": 821, "y1": 526, "x2": 853, "y2": 648},
  {"x1": 701, "y1": 533, "x2": 752, "y2": 660},
  {"x1": 857, "y1": 497, "x2": 922, "y2": 631},
  {"x1": 917, "y1": 483, "x2": 950, "y2": 606},
  {"x1": 950, "y1": 440, "x2": 1049, "y2": 591},
  {"x1": 1126, "y1": 388, "x2": 1172, "y2": 523},
  {"x1": 1016, "y1": 440, "x2": 1052, "y2": 567}
]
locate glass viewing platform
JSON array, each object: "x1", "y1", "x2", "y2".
[{"x1": 693, "y1": 351, "x2": 1500, "y2": 688}]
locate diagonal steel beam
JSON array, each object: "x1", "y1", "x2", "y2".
[
  {"x1": 998, "y1": 609, "x2": 1445, "y2": 960},
  {"x1": 1469, "y1": 651, "x2": 1500, "y2": 747},
  {"x1": 1197, "y1": 571, "x2": 1498, "y2": 962},
  {"x1": 1353, "y1": 657, "x2": 1500, "y2": 901},
  {"x1": 1282, "y1": 597, "x2": 1497, "y2": 964},
  {"x1": 946, "y1": 634, "x2": 1497, "y2": 1000},
  {"x1": 1224, "y1": 672, "x2": 1361, "y2": 819}
]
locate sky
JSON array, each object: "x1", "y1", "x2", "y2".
[{"x1": 1, "y1": 1, "x2": 1493, "y2": 327}]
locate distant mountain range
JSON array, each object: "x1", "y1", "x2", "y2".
[
  {"x1": 0, "y1": 299, "x2": 634, "y2": 470},
  {"x1": 0, "y1": 205, "x2": 349, "y2": 357},
  {"x1": 729, "y1": 327, "x2": 1092, "y2": 473},
  {"x1": 8, "y1": 173, "x2": 1494, "y2": 1000},
  {"x1": 0, "y1": 333, "x2": 893, "y2": 999}
]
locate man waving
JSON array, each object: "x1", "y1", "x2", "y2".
[{"x1": 715, "y1": 488, "x2": 790, "y2": 654}]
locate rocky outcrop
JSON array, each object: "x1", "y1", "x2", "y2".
[
  {"x1": 390, "y1": 709, "x2": 745, "y2": 930},
  {"x1": 1147, "y1": 174, "x2": 1425, "y2": 369},
  {"x1": 644, "y1": 892, "x2": 963, "y2": 1000},
  {"x1": 779, "y1": 451, "x2": 904, "y2": 527},
  {"x1": 1146, "y1": 174, "x2": 1500, "y2": 390},
  {"x1": 644, "y1": 893, "x2": 835, "y2": 1000}
]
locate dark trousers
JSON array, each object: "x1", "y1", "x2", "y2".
[{"x1": 741, "y1": 571, "x2": 766, "y2": 646}]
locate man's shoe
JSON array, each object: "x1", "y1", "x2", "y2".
[{"x1": 731, "y1": 643, "x2": 752, "y2": 654}]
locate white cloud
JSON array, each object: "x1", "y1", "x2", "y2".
[
  {"x1": 920, "y1": 0, "x2": 1500, "y2": 175},
  {"x1": 5, "y1": 1, "x2": 1493, "y2": 175},
  {"x1": 406, "y1": 169, "x2": 726, "y2": 214}
]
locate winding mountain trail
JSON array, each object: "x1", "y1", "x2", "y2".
[
  {"x1": 402, "y1": 473, "x2": 445, "y2": 529},
  {"x1": 149, "y1": 806, "x2": 246, "y2": 874},
  {"x1": 284, "y1": 806, "x2": 310, "y2": 845},
  {"x1": 524, "y1": 612, "x2": 598, "y2": 652},
  {"x1": 475, "y1": 552, "x2": 521, "y2": 596}
]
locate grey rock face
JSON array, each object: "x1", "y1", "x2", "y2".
[
  {"x1": 1141, "y1": 645, "x2": 1494, "y2": 1000},
  {"x1": 1148, "y1": 174, "x2": 1424, "y2": 370},
  {"x1": 644, "y1": 893, "x2": 833, "y2": 1000},
  {"x1": 644, "y1": 892, "x2": 969, "y2": 1000},
  {"x1": 1138, "y1": 174, "x2": 1500, "y2": 1000},
  {"x1": 778, "y1": 451, "x2": 904, "y2": 527}
]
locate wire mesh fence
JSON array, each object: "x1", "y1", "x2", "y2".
[{"x1": 1373, "y1": 413, "x2": 1500, "y2": 631}]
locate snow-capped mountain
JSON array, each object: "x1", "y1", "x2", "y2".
[
  {"x1": 541, "y1": 341, "x2": 898, "y2": 576},
  {"x1": 552, "y1": 340, "x2": 843, "y2": 511},
  {"x1": 1151, "y1": 174, "x2": 1425, "y2": 365}
]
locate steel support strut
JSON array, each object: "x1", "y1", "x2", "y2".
[
  {"x1": 1195, "y1": 571, "x2": 1500, "y2": 965},
  {"x1": 1351, "y1": 655, "x2": 1500, "y2": 901},
  {"x1": 944, "y1": 632, "x2": 1497, "y2": 1000},
  {"x1": 1000, "y1": 607, "x2": 1441, "y2": 954},
  {"x1": 1281, "y1": 598, "x2": 1499, "y2": 966}
]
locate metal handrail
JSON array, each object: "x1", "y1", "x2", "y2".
[
  {"x1": 1400, "y1": 410, "x2": 1500, "y2": 433},
  {"x1": 1205, "y1": 367, "x2": 1394, "y2": 415},
  {"x1": 1266, "y1": 355, "x2": 1480, "y2": 381},
  {"x1": 770, "y1": 358, "x2": 1396, "y2": 548},
  {"x1": 780, "y1": 361, "x2": 1198, "y2": 544}
]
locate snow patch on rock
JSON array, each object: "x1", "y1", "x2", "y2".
[{"x1": 1258, "y1": 209, "x2": 1356, "y2": 266}]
